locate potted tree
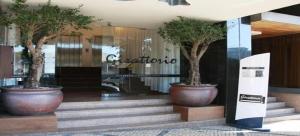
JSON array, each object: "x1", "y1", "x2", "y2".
[
  {"x1": 0, "y1": 0, "x2": 93, "y2": 115},
  {"x1": 158, "y1": 17, "x2": 225, "y2": 107}
]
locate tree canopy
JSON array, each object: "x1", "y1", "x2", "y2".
[
  {"x1": 158, "y1": 16, "x2": 225, "y2": 47},
  {"x1": 0, "y1": 10, "x2": 9, "y2": 26}
]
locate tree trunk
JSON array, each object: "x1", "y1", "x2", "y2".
[
  {"x1": 24, "y1": 36, "x2": 46, "y2": 89},
  {"x1": 187, "y1": 41, "x2": 202, "y2": 86},
  {"x1": 26, "y1": 52, "x2": 44, "y2": 88},
  {"x1": 188, "y1": 59, "x2": 200, "y2": 86},
  {"x1": 185, "y1": 42, "x2": 209, "y2": 86},
  {"x1": 180, "y1": 40, "x2": 211, "y2": 86}
]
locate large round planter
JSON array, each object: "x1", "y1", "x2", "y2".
[
  {"x1": 1, "y1": 86, "x2": 63, "y2": 116},
  {"x1": 170, "y1": 84, "x2": 218, "y2": 107}
]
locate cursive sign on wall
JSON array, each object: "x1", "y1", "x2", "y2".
[{"x1": 106, "y1": 54, "x2": 177, "y2": 64}]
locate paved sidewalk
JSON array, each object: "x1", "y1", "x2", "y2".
[
  {"x1": 95, "y1": 126, "x2": 300, "y2": 136},
  {"x1": 7, "y1": 120, "x2": 300, "y2": 136},
  {"x1": 18, "y1": 125, "x2": 300, "y2": 136}
]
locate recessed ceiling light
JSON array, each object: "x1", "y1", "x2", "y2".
[
  {"x1": 251, "y1": 31, "x2": 262, "y2": 35},
  {"x1": 159, "y1": 0, "x2": 190, "y2": 6}
]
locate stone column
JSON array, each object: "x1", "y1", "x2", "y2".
[{"x1": 225, "y1": 17, "x2": 253, "y2": 125}]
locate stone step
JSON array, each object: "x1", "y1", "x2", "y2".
[
  {"x1": 266, "y1": 108, "x2": 295, "y2": 117},
  {"x1": 57, "y1": 119, "x2": 225, "y2": 133},
  {"x1": 267, "y1": 97, "x2": 277, "y2": 103},
  {"x1": 264, "y1": 113, "x2": 300, "y2": 123},
  {"x1": 58, "y1": 120, "x2": 181, "y2": 132},
  {"x1": 57, "y1": 99, "x2": 171, "y2": 110},
  {"x1": 267, "y1": 102, "x2": 286, "y2": 109},
  {"x1": 56, "y1": 105, "x2": 174, "y2": 119},
  {"x1": 57, "y1": 113, "x2": 181, "y2": 128}
]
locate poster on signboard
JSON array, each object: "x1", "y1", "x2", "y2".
[{"x1": 235, "y1": 53, "x2": 270, "y2": 121}]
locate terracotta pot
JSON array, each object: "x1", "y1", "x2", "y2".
[
  {"x1": 1, "y1": 86, "x2": 63, "y2": 116},
  {"x1": 170, "y1": 84, "x2": 218, "y2": 107}
]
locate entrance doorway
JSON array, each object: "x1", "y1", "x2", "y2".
[
  {"x1": 12, "y1": 26, "x2": 181, "y2": 102},
  {"x1": 94, "y1": 27, "x2": 181, "y2": 98}
]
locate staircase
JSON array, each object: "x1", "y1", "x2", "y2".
[
  {"x1": 264, "y1": 96, "x2": 300, "y2": 123},
  {"x1": 55, "y1": 98, "x2": 182, "y2": 132},
  {"x1": 55, "y1": 96, "x2": 300, "y2": 132}
]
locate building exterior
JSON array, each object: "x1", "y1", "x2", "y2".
[{"x1": 1, "y1": 0, "x2": 300, "y2": 134}]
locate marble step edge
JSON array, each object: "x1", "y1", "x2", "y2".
[
  {"x1": 57, "y1": 113, "x2": 181, "y2": 128},
  {"x1": 266, "y1": 102, "x2": 286, "y2": 109},
  {"x1": 58, "y1": 98, "x2": 171, "y2": 110},
  {"x1": 264, "y1": 113, "x2": 300, "y2": 123},
  {"x1": 56, "y1": 105, "x2": 174, "y2": 119},
  {"x1": 56, "y1": 118, "x2": 224, "y2": 135},
  {"x1": 266, "y1": 108, "x2": 295, "y2": 116}
]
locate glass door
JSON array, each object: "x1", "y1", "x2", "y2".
[{"x1": 95, "y1": 27, "x2": 181, "y2": 97}]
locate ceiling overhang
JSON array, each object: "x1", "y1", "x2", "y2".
[
  {"x1": 1, "y1": 0, "x2": 300, "y2": 29},
  {"x1": 251, "y1": 12, "x2": 300, "y2": 38}
]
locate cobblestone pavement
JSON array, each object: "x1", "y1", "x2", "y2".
[{"x1": 35, "y1": 125, "x2": 300, "y2": 136}]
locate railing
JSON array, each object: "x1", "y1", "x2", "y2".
[
  {"x1": 102, "y1": 74, "x2": 182, "y2": 94},
  {"x1": 102, "y1": 74, "x2": 181, "y2": 78}
]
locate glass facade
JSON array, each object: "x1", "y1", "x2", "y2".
[
  {"x1": 0, "y1": 26, "x2": 6, "y2": 46},
  {"x1": 1, "y1": 25, "x2": 180, "y2": 94},
  {"x1": 43, "y1": 45, "x2": 56, "y2": 74},
  {"x1": 97, "y1": 26, "x2": 180, "y2": 94},
  {"x1": 0, "y1": 26, "x2": 17, "y2": 86},
  {"x1": 13, "y1": 45, "x2": 26, "y2": 76}
]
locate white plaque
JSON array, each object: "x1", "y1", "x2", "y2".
[{"x1": 235, "y1": 53, "x2": 270, "y2": 120}]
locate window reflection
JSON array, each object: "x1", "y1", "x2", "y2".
[
  {"x1": 0, "y1": 26, "x2": 6, "y2": 46},
  {"x1": 13, "y1": 45, "x2": 27, "y2": 76},
  {"x1": 43, "y1": 45, "x2": 56, "y2": 74},
  {"x1": 13, "y1": 44, "x2": 56, "y2": 75},
  {"x1": 56, "y1": 36, "x2": 82, "y2": 67}
]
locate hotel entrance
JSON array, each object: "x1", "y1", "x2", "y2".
[{"x1": 11, "y1": 26, "x2": 181, "y2": 101}]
